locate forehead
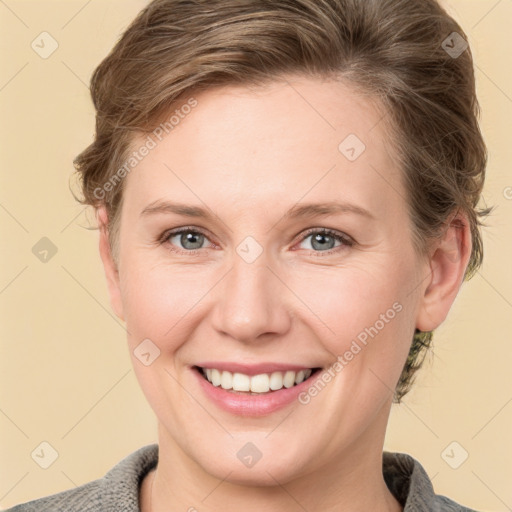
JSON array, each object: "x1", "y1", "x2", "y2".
[{"x1": 122, "y1": 76, "x2": 404, "y2": 220}]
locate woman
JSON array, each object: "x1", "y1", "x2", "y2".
[{"x1": 6, "y1": 0, "x2": 488, "y2": 510}]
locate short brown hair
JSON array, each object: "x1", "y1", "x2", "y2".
[{"x1": 73, "y1": 0, "x2": 490, "y2": 402}]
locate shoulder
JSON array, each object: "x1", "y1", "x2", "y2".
[
  {"x1": 4, "y1": 443, "x2": 159, "y2": 512},
  {"x1": 382, "y1": 451, "x2": 480, "y2": 511}
]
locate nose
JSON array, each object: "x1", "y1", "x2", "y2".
[{"x1": 210, "y1": 253, "x2": 292, "y2": 344}]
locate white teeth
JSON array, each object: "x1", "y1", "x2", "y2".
[
  {"x1": 283, "y1": 370, "x2": 296, "y2": 388},
  {"x1": 211, "y1": 368, "x2": 222, "y2": 387},
  {"x1": 269, "y1": 371, "x2": 283, "y2": 390},
  {"x1": 250, "y1": 373, "x2": 269, "y2": 393},
  {"x1": 201, "y1": 367, "x2": 315, "y2": 393},
  {"x1": 232, "y1": 372, "x2": 250, "y2": 391},
  {"x1": 294, "y1": 370, "x2": 305, "y2": 384},
  {"x1": 220, "y1": 371, "x2": 233, "y2": 390}
]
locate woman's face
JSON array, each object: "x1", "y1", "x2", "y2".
[{"x1": 102, "y1": 76, "x2": 432, "y2": 484}]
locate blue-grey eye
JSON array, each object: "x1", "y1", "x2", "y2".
[
  {"x1": 169, "y1": 230, "x2": 206, "y2": 250},
  {"x1": 300, "y1": 231, "x2": 342, "y2": 251}
]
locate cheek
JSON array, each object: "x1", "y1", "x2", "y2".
[
  {"x1": 118, "y1": 260, "x2": 208, "y2": 414},
  {"x1": 118, "y1": 256, "x2": 213, "y2": 349},
  {"x1": 293, "y1": 262, "x2": 409, "y2": 332},
  {"x1": 287, "y1": 259, "x2": 418, "y2": 382}
]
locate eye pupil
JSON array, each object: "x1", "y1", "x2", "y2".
[
  {"x1": 181, "y1": 231, "x2": 204, "y2": 250},
  {"x1": 311, "y1": 233, "x2": 335, "y2": 251}
]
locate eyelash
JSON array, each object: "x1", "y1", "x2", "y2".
[{"x1": 158, "y1": 226, "x2": 355, "y2": 257}]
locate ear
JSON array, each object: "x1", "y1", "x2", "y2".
[
  {"x1": 97, "y1": 206, "x2": 125, "y2": 322},
  {"x1": 415, "y1": 211, "x2": 472, "y2": 332}
]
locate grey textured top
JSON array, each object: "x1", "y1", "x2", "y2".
[{"x1": 5, "y1": 443, "x2": 479, "y2": 511}]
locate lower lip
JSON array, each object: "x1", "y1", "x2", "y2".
[{"x1": 192, "y1": 366, "x2": 322, "y2": 416}]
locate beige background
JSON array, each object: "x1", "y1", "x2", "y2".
[{"x1": 0, "y1": 0, "x2": 511, "y2": 510}]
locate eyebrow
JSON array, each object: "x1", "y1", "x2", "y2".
[{"x1": 140, "y1": 200, "x2": 375, "y2": 221}]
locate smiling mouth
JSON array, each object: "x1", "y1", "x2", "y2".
[{"x1": 193, "y1": 366, "x2": 322, "y2": 394}]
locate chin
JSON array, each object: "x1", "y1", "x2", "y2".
[
  {"x1": 202, "y1": 458, "x2": 304, "y2": 487},
  {"x1": 186, "y1": 434, "x2": 315, "y2": 487}
]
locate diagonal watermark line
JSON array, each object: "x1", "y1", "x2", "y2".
[
  {"x1": 61, "y1": 368, "x2": 131, "y2": 439},
  {"x1": 0, "y1": 407, "x2": 29, "y2": 438},
  {"x1": 163, "y1": 267, "x2": 234, "y2": 337},
  {"x1": 476, "y1": 64, "x2": 512, "y2": 106},
  {"x1": 0, "y1": 266, "x2": 28, "y2": 295},
  {"x1": 0, "y1": 203, "x2": 29, "y2": 233},
  {"x1": 369, "y1": 367, "x2": 440, "y2": 438},
  {"x1": 472, "y1": 0, "x2": 503, "y2": 29},
  {"x1": 471, "y1": 395, "x2": 512, "y2": 439},
  {"x1": 266, "y1": 164, "x2": 337, "y2": 234},
  {"x1": 163, "y1": 163, "x2": 233, "y2": 234},
  {"x1": 60, "y1": 265, "x2": 129, "y2": 334},
  {"x1": 369, "y1": 163, "x2": 408, "y2": 203},
  {"x1": 61, "y1": 61, "x2": 89, "y2": 89},
  {"x1": 61, "y1": 470, "x2": 78, "y2": 487},
  {"x1": 400, "y1": 400, "x2": 439, "y2": 439},
  {"x1": 61, "y1": 0, "x2": 93, "y2": 29},
  {"x1": 60, "y1": 207, "x2": 87, "y2": 233},
  {"x1": 471, "y1": 470, "x2": 511, "y2": 510},
  {"x1": 200, "y1": 470, "x2": 234, "y2": 503},
  {"x1": 265, "y1": 409, "x2": 295, "y2": 438},
  {"x1": 0, "y1": 62, "x2": 29, "y2": 93},
  {"x1": 265, "y1": 265, "x2": 337, "y2": 337},
  {"x1": 0, "y1": 471, "x2": 29, "y2": 502},
  {"x1": 265, "y1": 470, "x2": 310, "y2": 512},
  {"x1": 0, "y1": 0, "x2": 29, "y2": 28},
  {"x1": 477, "y1": 270, "x2": 512, "y2": 309},
  {"x1": 285, "y1": 79, "x2": 336, "y2": 131},
  {"x1": 405, "y1": 267, "x2": 435, "y2": 299},
  {"x1": 164, "y1": 368, "x2": 234, "y2": 437},
  {"x1": 368, "y1": 111, "x2": 388, "y2": 133}
]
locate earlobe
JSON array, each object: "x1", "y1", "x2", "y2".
[
  {"x1": 97, "y1": 207, "x2": 125, "y2": 322},
  {"x1": 415, "y1": 212, "x2": 472, "y2": 332}
]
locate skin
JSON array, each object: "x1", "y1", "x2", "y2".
[{"x1": 98, "y1": 75, "x2": 471, "y2": 512}]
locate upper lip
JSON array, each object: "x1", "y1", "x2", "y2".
[{"x1": 194, "y1": 362, "x2": 320, "y2": 376}]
